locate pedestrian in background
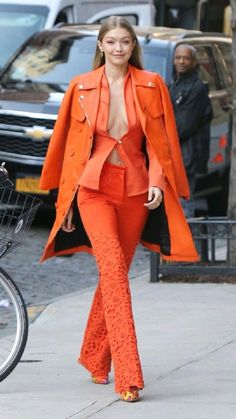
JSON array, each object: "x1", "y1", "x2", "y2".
[
  {"x1": 169, "y1": 44, "x2": 213, "y2": 218},
  {"x1": 40, "y1": 17, "x2": 199, "y2": 402}
]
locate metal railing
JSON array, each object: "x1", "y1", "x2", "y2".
[{"x1": 150, "y1": 217, "x2": 236, "y2": 282}]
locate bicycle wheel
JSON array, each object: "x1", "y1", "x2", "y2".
[{"x1": 0, "y1": 267, "x2": 28, "y2": 382}]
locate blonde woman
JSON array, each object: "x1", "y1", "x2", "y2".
[{"x1": 40, "y1": 16, "x2": 198, "y2": 402}]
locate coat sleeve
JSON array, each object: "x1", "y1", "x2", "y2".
[
  {"x1": 146, "y1": 139, "x2": 166, "y2": 191},
  {"x1": 156, "y1": 74, "x2": 190, "y2": 199},
  {"x1": 39, "y1": 79, "x2": 77, "y2": 190}
]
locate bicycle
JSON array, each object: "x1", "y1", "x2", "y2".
[{"x1": 0, "y1": 163, "x2": 41, "y2": 382}]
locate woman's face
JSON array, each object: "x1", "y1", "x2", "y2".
[{"x1": 98, "y1": 27, "x2": 135, "y2": 67}]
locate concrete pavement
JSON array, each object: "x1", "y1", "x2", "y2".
[{"x1": 1, "y1": 274, "x2": 236, "y2": 419}]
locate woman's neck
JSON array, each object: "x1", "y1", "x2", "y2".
[{"x1": 104, "y1": 63, "x2": 129, "y2": 85}]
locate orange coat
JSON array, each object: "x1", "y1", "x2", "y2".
[{"x1": 40, "y1": 64, "x2": 199, "y2": 262}]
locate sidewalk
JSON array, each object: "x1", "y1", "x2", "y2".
[{"x1": 1, "y1": 274, "x2": 236, "y2": 419}]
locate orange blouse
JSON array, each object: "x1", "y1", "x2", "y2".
[{"x1": 79, "y1": 71, "x2": 166, "y2": 196}]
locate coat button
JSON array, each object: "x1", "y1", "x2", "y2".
[
  {"x1": 80, "y1": 158, "x2": 85, "y2": 164},
  {"x1": 70, "y1": 151, "x2": 75, "y2": 156},
  {"x1": 80, "y1": 94, "x2": 85, "y2": 100},
  {"x1": 61, "y1": 178, "x2": 65, "y2": 183},
  {"x1": 78, "y1": 84, "x2": 83, "y2": 89}
]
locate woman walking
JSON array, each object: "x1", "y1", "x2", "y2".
[{"x1": 40, "y1": 16, "x2": 199, "y2": 402}]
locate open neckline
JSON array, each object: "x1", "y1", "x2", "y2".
[{"x1": 103, "y1": 72, "x2": 130, "y2": 142}]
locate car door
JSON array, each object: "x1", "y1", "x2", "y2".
[
  {"x1": 196, "y1": 43, "x2": 230, "y2": 173},
  {"x1": 188, "y1": 40, "x2": 232, "y2": 214},
  {"x1": 214, "y1": 39, "x2": 233, "y2": 160}
]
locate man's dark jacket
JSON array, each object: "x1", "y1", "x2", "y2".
[{"x1": 169, "y1": 70, "x2": 213, "y2": 174}]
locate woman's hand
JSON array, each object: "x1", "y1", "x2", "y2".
[
  {"x1": 61, "y1": 206, "x2": 75, "y2": 232},
  {"x1": 144, "y1": 186, "x2": 163, "y2": 210}
]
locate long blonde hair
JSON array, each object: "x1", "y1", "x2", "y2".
[{"x1": 93, "y1": 16, "x2": 143, "y2": 70}]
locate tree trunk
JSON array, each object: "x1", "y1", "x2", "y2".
[{"x1": 228, "y1": 1, "x2": 236, "y2": 264}]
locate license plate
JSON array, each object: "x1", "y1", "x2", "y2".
[{"x1": 15, "y1": 177, "x2": 49, "y2": 195}]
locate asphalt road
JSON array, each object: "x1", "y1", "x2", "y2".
[{"x1": 1, "y1": 212, "x2": 150, "y2": 309}]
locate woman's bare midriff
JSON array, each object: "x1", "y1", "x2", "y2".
[
  {"x1": 106, "y1": 148, "x2": 123, "y2": 165},
  {"x1": 105, "y1": 76, "x2": 128, "y2": 166}
]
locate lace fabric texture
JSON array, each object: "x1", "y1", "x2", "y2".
[
  {"x1": 79, "y1": 233, "x2": 144, "y2": 393},
  {"x1": 77, "y1": 170, "x2": 148, "y2": 393}
]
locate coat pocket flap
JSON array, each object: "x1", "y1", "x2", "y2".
[
  {"x1": 71, "y1": 106, "x2": 86, "y2": 121},
  {"x1": 145, "y1": 98, "x2": 164, "y2": 118}
]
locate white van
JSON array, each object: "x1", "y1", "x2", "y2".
[
  {"x1": 0, "y1": 0, "x2": 83, "y2": 69},
  {"x1": 87, "y1": 4, "x2": 155, "y2": 26}
]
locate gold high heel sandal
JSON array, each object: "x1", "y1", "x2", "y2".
[
  {"x1": 120, "y1": 386, "x2": 140, "y2": 402},
  {"x1": 91, "y1": 375, "x2": 109, "y2": 385}
]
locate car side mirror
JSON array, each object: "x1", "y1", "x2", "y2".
[{"x1": 0, "y1": 162, "x2": 13, "y2": 188}]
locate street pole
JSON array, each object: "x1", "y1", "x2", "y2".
[{"x1": 228, "y1": 1, "x2": 236, "y2": 263}]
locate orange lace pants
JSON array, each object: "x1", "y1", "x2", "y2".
[{"x1": 77, "y1": 163, "x2": 148, "y2": 393}]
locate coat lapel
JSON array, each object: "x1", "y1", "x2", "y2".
[
  {"x1": 76, "y1": 64, "x2": 157, "y2": 134},
  {"x1": 129, "y1": 64, "x2": 158, "y2": 134},
  {"x1": 76, "y1": 66, "x2": 104, "y2": 132}
]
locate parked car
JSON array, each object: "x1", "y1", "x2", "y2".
[{"x1": 0, "y1": 25, "x2": 232, "y2": 214}]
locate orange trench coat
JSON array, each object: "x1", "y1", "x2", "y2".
[{"x1": 40, "y1": 64, "x2": 199, "y2": 262}]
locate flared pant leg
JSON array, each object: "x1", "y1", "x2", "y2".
[
  {"x1": 77, "y1": 244, "x2": 136, "y2": 380},
  {"x1": 77, "y1": 176, "x2": 148, "y2": 393}
]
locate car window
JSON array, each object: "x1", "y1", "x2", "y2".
[
  {"x1": 1, "y1": 33, "x2": 170, "y2": 90},
  {"x1": 194, "y1": 45, "x2": 219, "y2": 91},
  {"x1": 54, "y1": 10, "x2": 68, "y2": 25},
  {"x1": 215, "y1": 42, "x2": 232, "y2": 87},
  {"x1": 141, "y1": 44, "x2": 169, "y2": 79},
  {"x1": 0, "y1": 5, "x2": 49, "y2": 70},
  {"x1": 1, "y1": 34, "x2": 96, "y2": 91}
]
